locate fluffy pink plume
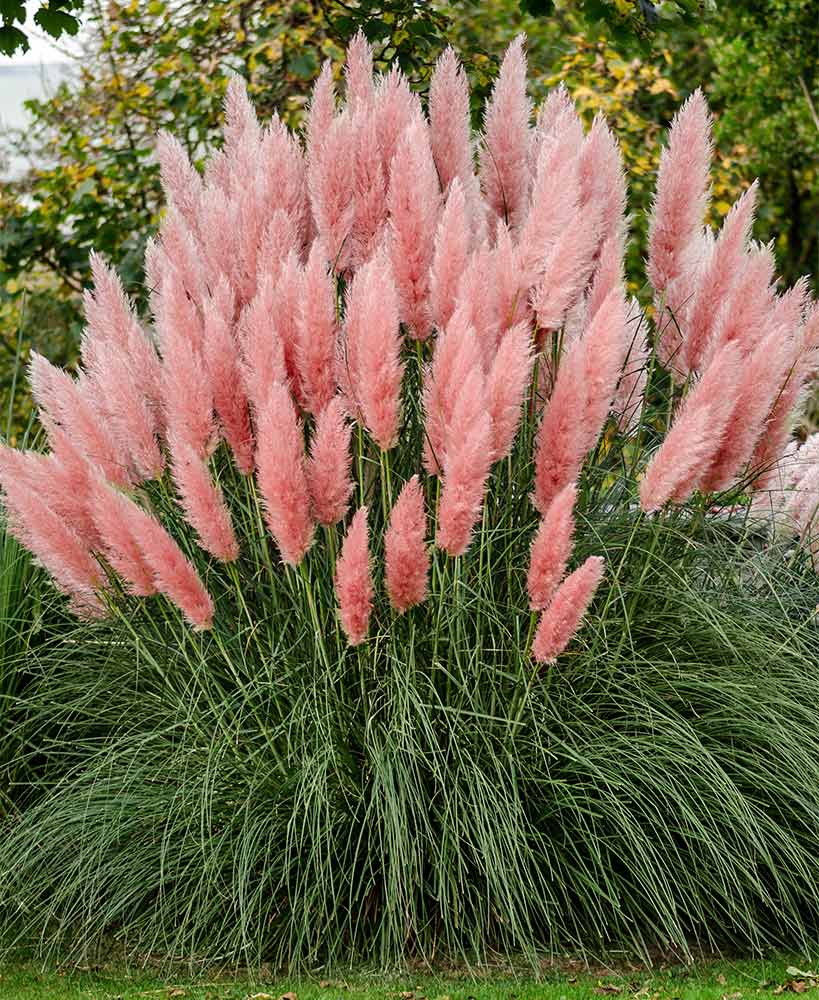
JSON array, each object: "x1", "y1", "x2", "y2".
[
  {"x1": 527, "y1": 482, "x2": 577, "y2": 611},
  {"x1": 387, "y1": 119, "x2": 441, "y2": 340},
  {"x1": 297, "y1": 242, "x2": 339, "y2": 415},
  {"x1": 307, "y1": 396, "x2": 353, "y2": 526},
  {"x1": 344, "y1": 30, "x2": 374, "y2": 111},
  {"x1": 429, "y1": 179, "x2": 470, "y2": 332},
  {"x1": 0, "y1": 446, "x2": 104, "y2": 614},
  {"x1": 239, "y1": 276, "x2": 288, "y2": 415},
  {"x1": 342, "y1": 252, "x2": 404, "y2": 449},
  {"x1": 255, "y1": 383, "x2": 314, "y2": 566},
  {"x1": 169, "y1": 434, "x2": 239, "y2": 562},
  {"x1": 639, "y1": 341, "x2": 743, "y2": 512},
  {"x1": 305, "y1": 59, "x2": 335, "y2": 165},
  {"x1": 111, "y1": 493, "x2": 214, "y2": 629},
  {"x1": 429, "y1": 47, "x2": 473, "y2": 197},
  {"x1": 29, "y1": 352, "x2": 131, "y2": 488},
  {"x1": 580, "y1": 115, "x2": 627, "y2": 248},
  {"x1": 80, "y1": 334, "x2": 163, "y2": 482},
  {"x1": 335, "y1": 506, "x2": 373, "y2": 645},
  {"x1": 155, "y1": 131, "x2": 203, "y2": 233},
  {"x1": 436, "y1": 366, "x2": 494, "y2": 556},
  {"x1": 422, "y1": 307, "x2": 483, "y2": 475},
  {"x1": 532, "y1": 555, "x2": 604, "y2": 664},
  {"x1": 681, "y1": 183, "x2": 758, "y2": 372},
  {"x1": 202, "y1": 280, "x2": 254, "y2": 474},
  {"x1": 308, "y1": 113, "x2": 356, "y2": 271},
  {"x1": 479, "y1": 34, "x2": 531, "y2": 234},
  {"x1": 88, "y1": 479, "x2": 156, "y2": 597},
  {"x1": 384, "y1": 475, "x2": 429, "y2": 613},
  {"x1": 486, "y1": 322, "x2": 534, "y2": 461},
  {"x1": 613, "y1": 314, "x2": 650, "y2": 435},
  {"x1": 647, "y1": 88, "x2": 713, "y2": 295},
  {"x1": 531, "y1": 204, "x2": 601, "y2": 332},
  {"x1": 532, "y1": 289, "x2": 628, "y2": 514}
]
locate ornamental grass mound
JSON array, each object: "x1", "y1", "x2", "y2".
[{"x1": 2, "y1": 32, "x2": 819, "y2": 969}]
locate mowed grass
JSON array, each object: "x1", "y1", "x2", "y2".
[{"x1": 0, "y1": 958, "x2": 817, "y2": 1000}]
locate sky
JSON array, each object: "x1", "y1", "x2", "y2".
[{"x1": 0, "y1": 1, "x2": 72, "y2": 66}]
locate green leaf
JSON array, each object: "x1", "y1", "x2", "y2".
[
  {"x1": 0, "y1": 22, "x2": 27, "y2": 54},
  {"x1": 33, "y1": 6, "x2": 81, "y2": 38},
  {"x1": 519, "y1": 0, "x2": 555, "y2": 14}
]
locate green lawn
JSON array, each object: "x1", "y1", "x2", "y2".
[{"x1": 0, "y1": 958, "x2": 816, "y2": 1000}]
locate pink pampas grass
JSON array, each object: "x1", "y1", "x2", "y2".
[
  {"x1": 335, "y1": 506, "x2": 373, "y2": 645},
  {"x1": 255, "y1": 382, "x2": 314, "y2": 566},
  {"x1": 681, "y1": 183, "x2": 758, "y2": 372},
  {"x1": 647, "y1": 88, "x2": 713, "y2": 296},
  {"x1": 422, "y1": 306, "x2": 483, "y2": 475},
  {"x1": 342, "y1": 251, "x2": 404, "y2": 449},
  {"x1": 532, "y1": 289, "x2": 628, "y2": 514},
  {"x1": 168, "y1": 434, "x2": 239, "y2": 562},
  {"x1": 639, "y1": 341, "x2": 743, "y2": 512},
  {"x1": 532, "y1": 555, "x2": 604, "y2": 664},
  {"x1": 345, "y1": 30, "x2": 374, "y2": 111},
  {"x1": 308, "y1": 112, "x2": 356, "y2": 271},
  {"x1": 305, "y1": 60, "x2": 335, "y2": 166},
  {"x1": 106, "y1": 490, "x2": 214, "y2": 629},
  {"x1": 486, "y1": 321, "x2": 534, "y2": 462},
  {"x1": 88, "y1": 478, "x2": 156, "y2": 596},
  {"x1": 429, "y1": 47, "x2": 473, "y2": 197},
  {"x1": 384, "y1": 475, "x2": 429, "y2": 613},
  {"x1": 436, "y1": 365, "x2": 494, "y2": 557},
  {"x1": 387, "y1": 119, "x2": 441, "y2": 340},
  {"x1": 531, "y1": 203, "x2": 601, "y2": 332},
  {"x1": 297, "y1": 242, "x2": 339, "y2": 416},
  {"x1": 203, "y1": 280, "x2": 254, "y2": 474},
  {"x1": 239, "y1": 276, "x2": 288, "y2": 416},
  {"x1": 0, "y1": 446, "x2": 104, "y2": 613},
  {"x1": 429, "y1": 179, "x2": 470, "y2": 333},
  {"x1": 527, "y1": 482, "x2": 577, "y2": 611},
  {"x1": 307, "y1": 396, "x2": 353, "y2": 526},
  {"x1": 479, "y1": 34, "x2": 531, "y2": 234}
]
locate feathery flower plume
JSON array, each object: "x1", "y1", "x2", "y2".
[
  {"x1": 0, "y1": 446, "x2": 104, "y2": 613},
  {"x1": 532, "y1": 555, "x2": 604, "y2": 664},
  {"x1": 305, "y1": 59, "x2": 335, "y2": 165},
  {"x1": 373, "y1": 66, "x2": 420, "y2": 181},
  {"x1": 681, "y1": 183, "x2": 758, "y2": 372},
  {"x1": 254, "y1": 208, "x2": 301, "y2": 296},
  {"x1": 29, "y1": 353, "x2": 131, "y2": 487},
  {"x1": 518, "y1": 114, "x2": 582, "y2": 283},
  {"x1": 647, "y1": 88, "x2": 713, "y2": 295},
  {"x1": 155, "y1": 131, "x2": 203, "y2": 232},
  {"x1": 342, "y1": 251, "x2": 404, "y2": 449},
  {"x1": 168, "y1": 434, "x2": 239, "y2": 562},
  {"x1": 387, "y1": 119, "x2": 441, "y2": 340},
  {"x1": 335, "y1": 506, "x2": 373, "y2": 645},
  {"x1": 527, "y1": 482, "x2": 577, "y2": 611},
  {"x1": 486, "y1": 321, "x2": 534, "y2": 461},
  {"x1": 479, "y1": 34, "x2": 531, "y2": 234},
  {"x1": 297, "y1": 242, "x2": 339, "y2": 416},
  {"x1": 530, "y1": 82, "x2": 578, "y2": 169},
  {"x1": 639, "y1": 341, "x2": 743, "y2": 512},
  {"x1": 429, "y1": 178, "x2": 470, "y2": 332},
  {"x1": 108, "y1": 491, "x2": 214, "y2": 629},
  {"x1": 429, "y1": 47, "x2": 475, "y2": 200},
  {"x1": 699, "y1": 329, "x2": 793, "y2": 493},
  {"x1": 349, "y1": 114, "x2": 388, "y2": 269},
  {"x1": 88, "y1": 478, "x2": 156, "y2": 596},
  {"x1": 156, "y1": 276, "x2": 215, "y2": 460},
  {"x1": 307, "y1": 396, "x2": 353, "y2": 525},
  {"x1": 585, "y1": 234, "x2": 625, "y2": 324},
  {"x1": 436, "y1": 365, "x2": 493, "y2": 556},
  {"x1": 255, "y1": 383, "x2": 314, "y2": 566},
  {"x1": 704, "y1": 241, "x2": 776, "y2": 363},
  {"x1": 202, "y1": 280, "x2": 254, "y2": 474},
  {"x1": 531, "y1": 203, "x2": 601, "y2": 332},
  {"x1": 492, "y1": 222, "x2": 531, "y2": 339},
  {"x1": 532, "y1": 289, "x2": 628, "y2": 514},
  {"x1": 308, "y1": 112, "x2": 356, "y2": 271},
  {"x1": 422, "y1": 306, "x2": 483, "y2": 475},
  {"x1": 85, "y1": 253, "x2": 163, "y2": 410},
  {"x1": 81, "y1": 334, "x2": 163, "y2": 482},
  {"x1": 384, "y1": 475, "x2": 429, "y2": 613},
  {"x1": 345, "y1": 30, "x2": 374, "y2": 111},
  {"x1": 579, "y1": 115, "x2": 627, "y2": 247},
  {"x1": 273, "y1": 252, "x2": 307, "y2": 406},
  {"x1": 456, "y1": 247, "x2": 501, "y2": 368},
  {"x1": 239, "y1": 276, "x2": 288, "y2": 416}
]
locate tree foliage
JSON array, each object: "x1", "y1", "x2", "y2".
[{"x1": 0, "y1": 0, "x2": 84, "y2": 56}]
